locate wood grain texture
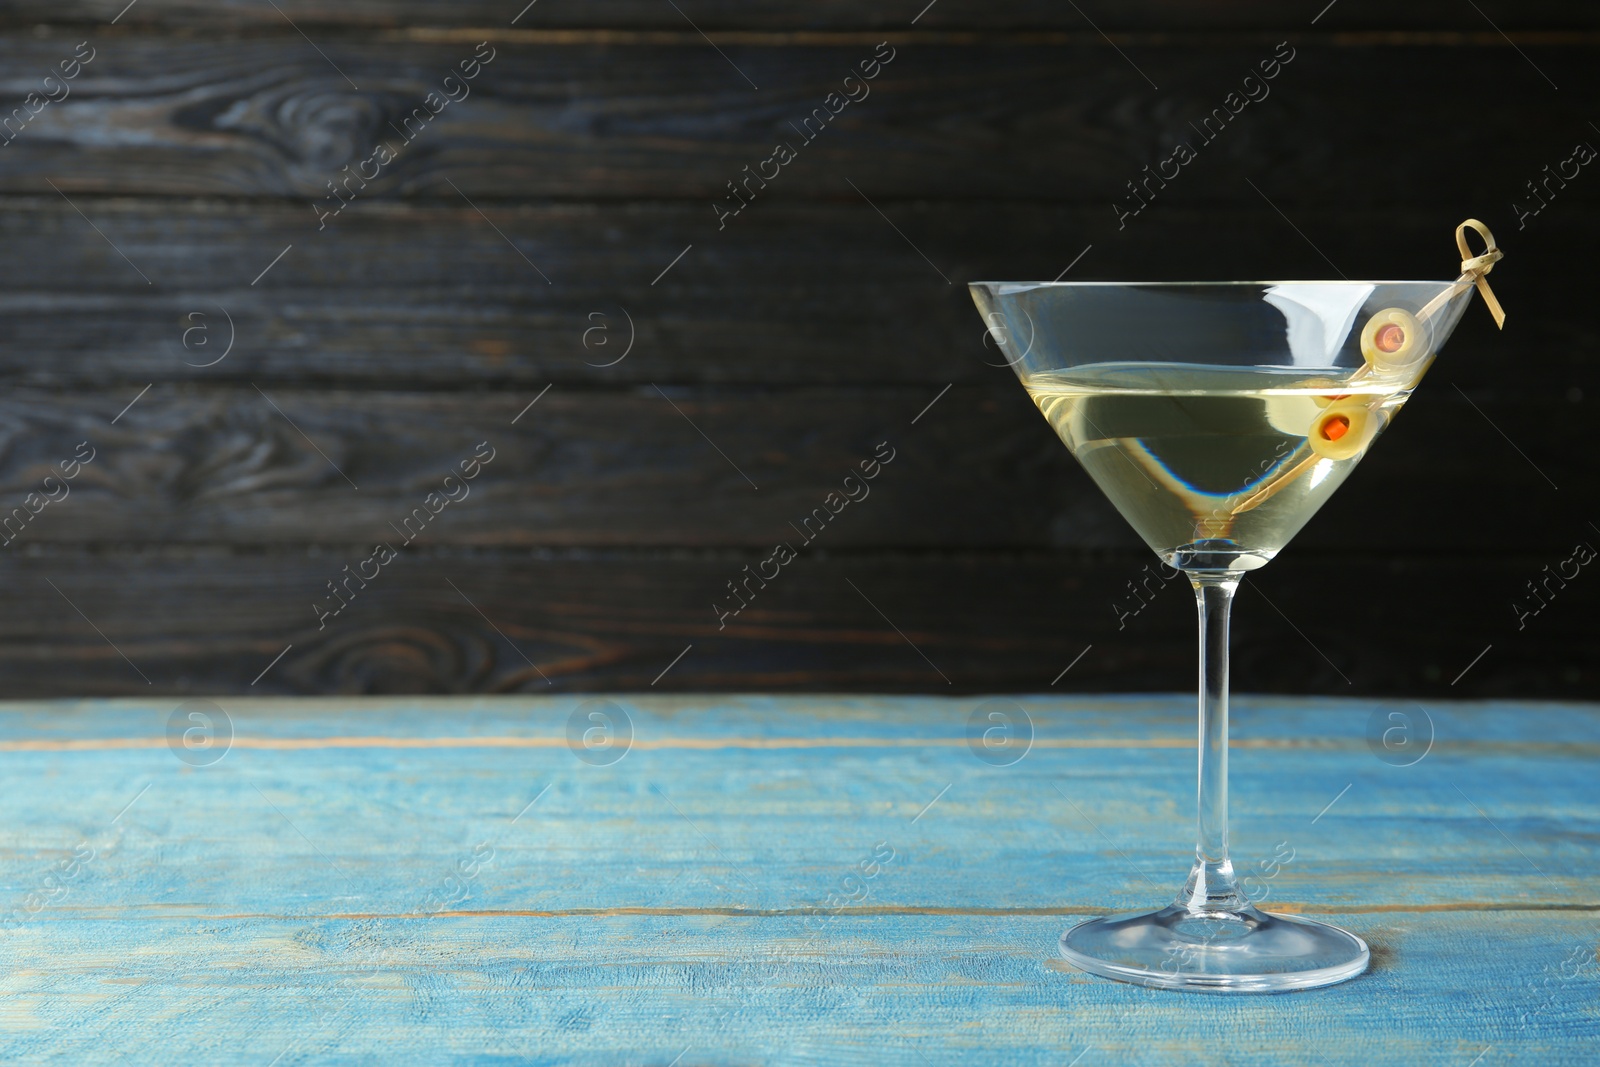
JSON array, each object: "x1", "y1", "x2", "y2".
[
  {"x1": 0, "y1": 383, "x2": 1070, "y2": 547},
  {"x1": 0, "y1": 378, "x2": 1584, "y2": 554},
  {"x1": 0, "y1": 695, "x2": 1595, "y2": 1063},
  {"x1": 0, "y1": 550, "x2": 1588, "y2": 698},
  {"x1": 0, "y1": 200, "x2": 1592, "y2": 391},
  {"x1": 16, "y1": 0, "x2": 1600, "y2": 32},
  {"x1": 0, "y1": 0, "x2": 1594, "y2": 704},
  {"x1": 0, "y1": 36, "x2": 1594, "y2": 202}
]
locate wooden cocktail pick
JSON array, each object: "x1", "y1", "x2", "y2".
[{"x1": 1231, "y1": 219, "x2": 1507, "y2": 516}]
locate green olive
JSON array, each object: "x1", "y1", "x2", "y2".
[
  {"x1": 1307, "y1": 400, "x2": 1374, "y2": 460},
  {"x1": 1301, "y1": 376, "x2": 1352, "y2": 409},
  {"x1": 1360, "y1": 308, "x2": 1428, "y2": 371}
]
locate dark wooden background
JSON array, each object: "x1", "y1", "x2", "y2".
[{"x1": 0, "y1": 1, "x2": 1593, "y2": 698}]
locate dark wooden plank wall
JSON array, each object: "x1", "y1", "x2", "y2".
[{"x1": 0, "y1": 2, "x2": 1593, "y2": 697}]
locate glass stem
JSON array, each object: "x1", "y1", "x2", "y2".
[{"x1": 1176, "y1": 572, "x2": 1249, "y2": 915}]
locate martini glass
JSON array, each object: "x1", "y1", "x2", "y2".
[{"x1": 970, "y1": 277, "x2": 1483, "y2": 992}]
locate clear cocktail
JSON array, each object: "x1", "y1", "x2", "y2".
[{"x1": 970, "y1": 222, "x2": 1506, "y2": 992}]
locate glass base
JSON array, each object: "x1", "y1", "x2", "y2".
[{"x1": 1059, "y1": 903, "x2": 1369, "y2": 993}]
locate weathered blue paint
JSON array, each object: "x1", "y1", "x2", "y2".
[{"x1": 0, "y1": 695, "x2": 1595, "y2": 1064}]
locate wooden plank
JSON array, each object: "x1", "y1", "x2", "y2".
[
  {"x1": 0, "y1": 380, "x2": 1582, "y2": 551},
  {"x1": 17, "y1": 1, "x2": 1600, "y2": 31},
  {"x1": 1, "y1": 694, "x2": 1595, "y2": 911},
  {"x1": 0, "y1": 383, "x2": 1072, "y2": 547},
  {"x1": 1, "y1": 37, "x2": 1594, "y2": 201},
  {"x1": 0, "y1": 696, "x2": 1594, "y2": 1063},
  {"x1": 0, "y1": 200, "x2": 1589, "y2": 388},
  {"x1": 2, "y1": 913, "x2": 1595, "y2": 1063},
  {"x1": 0, "y1": 550, "x2": 1588, "y2": 698}
]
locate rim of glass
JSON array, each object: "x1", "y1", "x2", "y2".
[{"x1": 968, "y1": 279, "x2": 1458, "y2": 288}]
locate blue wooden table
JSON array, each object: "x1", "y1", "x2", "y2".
[{"x1": 0, "y1": 694, "x2": 1595, "y2": 1064}]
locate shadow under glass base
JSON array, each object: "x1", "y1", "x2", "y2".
[{"x1": 1059, "y1": 903, "x2": 1369, "y2": 993}]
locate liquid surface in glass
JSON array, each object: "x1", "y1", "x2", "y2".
[{"x1": 1024, "y1": 361, "x2": 1415, "y2": 571}]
